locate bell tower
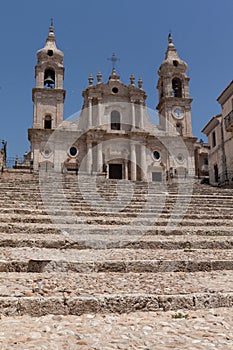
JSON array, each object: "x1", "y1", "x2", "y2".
[
  {"x1": 156, "y1": 34, "x2": 193, "y2": 137},
  {"x1": 32, "y1": 24, "x2": 65, "y2": 130}
]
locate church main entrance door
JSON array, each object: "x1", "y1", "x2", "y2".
[{"x1": 109, "y1": 164, "x2": 122, "y2": 179}]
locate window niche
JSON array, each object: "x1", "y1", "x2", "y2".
[
  {"x1": 44, "y1": 115, "x2": 52, "y2": 129},
  {"x1": 212, "y1": 131, "x2": 216, "y2": 148},
  {"x1": 111, "y1": 110, "x2": 121, "y2": 130},
  {"x1": 176, "y1": 122, "x2": 183, "y2": 135}
]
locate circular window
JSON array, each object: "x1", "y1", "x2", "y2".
[
  {"x1": 44, "y1": 149, "x2": 50, "y2": 156},
  {"x1": 153, "y1": 151, "x2": 160, "y2": 161},
  {"x1": 177, "y1": 154, "x2": 184, "y2": 163},
  {"x1": 69, "y1": 146, "x2": 78, "y2": 157},
  {"x1": 112, "y1": 87, "x2": 119, "y2": 94},
  {"x1": 43, "y1": 148, "x2": 52, "y2": 158},
  {"x1": 47, "y1": 50, "x2": 54, "y2": 56}
]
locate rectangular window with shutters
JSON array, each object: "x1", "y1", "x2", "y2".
[{"x1": 212, "y1": 131, "x2": 216, "y2": 148}]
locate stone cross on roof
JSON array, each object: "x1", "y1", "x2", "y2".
[{"x1": 107, "y1": 53, "x2": 120, "y2": 70}]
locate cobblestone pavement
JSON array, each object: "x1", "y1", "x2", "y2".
[{"x1": 0, "y1": 308, "x2": 233, "y2": 349}]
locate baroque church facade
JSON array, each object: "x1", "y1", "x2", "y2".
[{"x1": 28, "y1": 26, "x2": 198, "y2": 181}]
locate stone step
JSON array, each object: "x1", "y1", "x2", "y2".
[
  {"x1": 0, "y1": 213, "x2": 232, "y2": 223},
  {"x1": 0, "y1": 216, "x2": 232, "y2": 227},
  {"x1": 1, "y1": 223, "x2": 232, "y2": 235},
  {"x1": 0, "y1": 270, "x2": 233, "y2": 315},
  {"x1": 1, "y1": 270, "x2": 233, "y2": 296},
  {"x1": 1, "y1": 233, "x2": 233, "y2": 249},
  {"x1": 0, "y1": 204, "x2": 233, "y2": 213},
  {"x1": 2, "y1": 192, "x2": 233, "y2": 200},
  {"x1": 3, "y1": 193, "x2": 233, "y2": 202},
  {"x1": 1, "y1": 203, "x2": 233, "y2": 213},
  {"x1": 1, "y1": 207, "x2": 233, "y2": 216},
  {"x1": 1, "y1": 258, "x2": 233, "y2": 274},
  {"x1": 2, "y1": 196, "x2": 233, "y2": 206},
  {"x1": 1, "y1": 292, "x2": 233, "y2": 317},
  {"x1": 1, "y1": 248, "x2": 233, "y2": 273},
  {"x1": 0, "y1": 187, "x2": 232, "y2": 197},
  {"x1": 3, "y1": 246, "x2": 233, "y2": 260}
]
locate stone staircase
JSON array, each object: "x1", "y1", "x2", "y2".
[{"x1": 0, "y1": 171, "x2": 233, "y2": 317}]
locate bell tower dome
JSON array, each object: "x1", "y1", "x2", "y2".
[
  {"x1": 156, "y1": 34, "x2": 193, "y2": 137},
  {"x1": 32, "y1": 23, "x2": 66, "y2": 129}
]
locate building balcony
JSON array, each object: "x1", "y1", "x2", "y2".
[{"x1": 225, "y1": 110, "x2": 233, "y2": 132}]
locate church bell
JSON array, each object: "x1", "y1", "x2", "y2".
[{"x1": 44, "y1": 73, "x2": 55, "y2": 88}]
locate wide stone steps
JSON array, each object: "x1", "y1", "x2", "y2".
[
  {"x1": 0, "y1": 172, "x2": 233, "y2": 316},
  {"x1": 0, "y1": 213, "x2": 232, "y2": 225},
  {"x1": 1, "y1": 233, "x2": 233, "y2": 249},
  {"x1": 1, "y1": 248, "x2": 233, "y2": 274},
  {"x1": 2, "y1": 246, "x2": 233, "y2": 261},
  {"x1": 0, "y1": 270, "x2": 233, "y2": 316},
  {"x1": 0, "y1": 207, "x2": 233, "y2": 217},
  {"x1": 1, "y1": 270, "x2": 233, "y2": 296},
  {"x1": 1, "y1": 223, "x2": 232, "y2": 236}
]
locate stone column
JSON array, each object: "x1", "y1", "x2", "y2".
[
  {"x1": 140, "y1": 144, "x2": 147, "y2": 181},
  {"x1": 86, "y1": 142, "x2": 92, "y2": 174},
  {"x1": 131, "y1": 101, "x2": 135, "y2": 130},
  {"x1": 97, "y1": 99, "x2": 102, "y2": 127},
  {"x1": 139, "y1": 101, "x2": 144, "y2": 129},
  {"x1": 131, "y1": 143, "x2": 137, "y2": 181},
  {"x1": 124, "y1": 160, "x2": 128, "y2": 180},
  {"x1": 88, "y1": 98, "x2": 92, "y2": 129},
  {"x1": 97, "y1": 142, "x2": 103, "y2": 173}
]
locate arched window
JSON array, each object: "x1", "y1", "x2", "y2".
[
  {"x1": 176, "y1": 122, "x2": 183, "y2": 135},
  {"x1": 111, "y1": 110, "x2": 120, "y2": 130},
  {"x1": 172, "y1": 78, "x2": 182, "y2": 98},
  {"x1": 44, "y1": 69, "x2": 55, "y2": 88},
  {"x1": 44, "y1": 115, "x2": 52, "y2": 129}
]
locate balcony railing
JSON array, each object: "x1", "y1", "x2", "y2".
[{"x1": 225, "y1": 110, "x2": 233, "y2": 132}]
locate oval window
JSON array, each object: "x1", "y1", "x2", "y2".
[
  {"x1": 70, "y1": 146, "x2": 77, "y2": 156},
  {"x1": 177, "y1": 154, "x2": 184, "y2": 163},
  {"x1": 44, "y1": 149, "x2": 51, "y2": 156},
  {"x1": 112, "y1": 87, "x2": 119, "y2": 94},
  {"x1": 153, "y1": 151, "x2": 160, "y2": 161}
]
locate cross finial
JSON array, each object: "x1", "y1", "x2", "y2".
[
  {"x1": 107, "y1": 53, "x2": 120, "y2": 70},
  {"x1": 168, "y1": 30, "x2": 173, "y2": 43},
  {"x1": 50, "y1": 18, "x2": 54, "y2": 27}
]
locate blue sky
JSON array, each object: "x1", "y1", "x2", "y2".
[{"x1": 0, "y1": 0, "x2": 232, "y2": 158}]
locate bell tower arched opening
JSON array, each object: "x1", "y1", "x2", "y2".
[
  {"x1": 44, "y1": 69, "x2": 55, "y2": 88},
  {"x1": 172, "y1": 78, "x2": 182, "y2": 98},
  {"x1": 44, "y1": 115, "x2": 52, "y2": 129}
]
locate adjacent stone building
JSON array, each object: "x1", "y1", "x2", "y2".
[
  {"x1": 202, "y1": 81, "x2": 233, "y2": 185},
  {"x1": 28, "y1": 26, "x2": 197, "y2": 181},
  {"x1": 194, "y1": 140, "x2": 209, "y2": 179}
]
